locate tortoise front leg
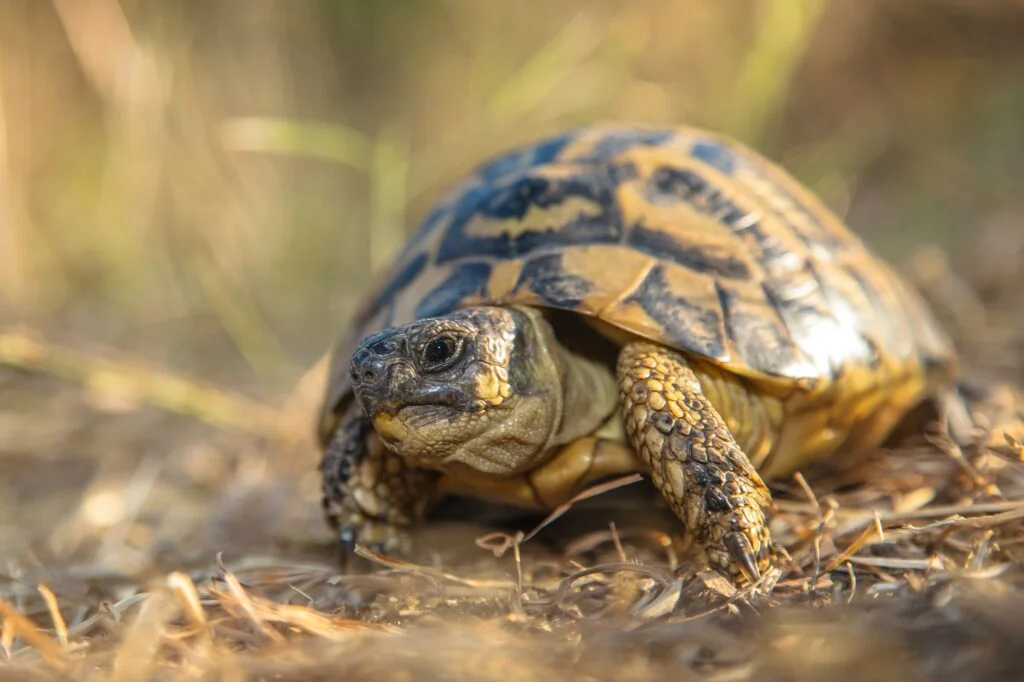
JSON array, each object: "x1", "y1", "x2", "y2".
[
  {"x1": 320, "y1": 402, "x2": 440, "y2": 560},
  {"x1": 617, "y1": 341, "x2": 776, "y2": 583}
]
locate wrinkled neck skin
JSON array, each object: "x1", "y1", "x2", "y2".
[
  {"x1": 544, "y1": 318, "x2": 621, "y2": 448},
  {"x1": 439, "y1": 306, "x2": 620, "y2": 478}
]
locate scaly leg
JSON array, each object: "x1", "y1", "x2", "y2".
[
  {"x1": 617, "y1": 341, "x2": 775, "y2": 583},
  {"x1": 320, "y1": 401, "x2": 440, "y2": 559}
]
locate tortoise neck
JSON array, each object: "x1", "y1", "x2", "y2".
[
  {"x1": 513, "y1": 306, "x2": 619, "y2": 451},
  {"x1": 550, "y1": 340, "x2": 620, "y2": 448}
]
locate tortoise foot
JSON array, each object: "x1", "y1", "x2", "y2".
[
  {"x1": 617, "y1": 340, "x2": 777, "y2": 584},
  {"x1": 320, "y1": 403, "x2": 438, "y2": 569}
]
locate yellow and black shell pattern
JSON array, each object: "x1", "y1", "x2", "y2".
[{"x1": 320, "y1": 123, "x2": 955, "y2": 440}]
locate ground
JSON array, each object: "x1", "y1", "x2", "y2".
[{"x1": 2, "y1": 228, "x2": 1024, "y2": 682}]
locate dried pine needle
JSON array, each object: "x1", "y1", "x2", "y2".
[
  {"x1": 0, "y1": 598, "x2": 68, "y2": 669},
  {"x1": 166, "y1": 572, "x2": 209, "y2": 638},
  {"x1": 216, "y1": 572, "x2": 285, "y2": 644},
  {"x1": 35, "y1": 585, "x2": 68, "y2": 649}
]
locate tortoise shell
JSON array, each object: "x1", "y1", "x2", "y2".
[{"x1": 319, "y1": 123, "x2": 955, "y2": 441}]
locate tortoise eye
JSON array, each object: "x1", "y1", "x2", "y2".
[{"x1": 422, "y1": 335, "x2": 461, "y2": 371}]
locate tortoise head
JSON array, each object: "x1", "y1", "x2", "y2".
[{"x1": 348, "y1": 306, "x2": 567, "y2": 476}]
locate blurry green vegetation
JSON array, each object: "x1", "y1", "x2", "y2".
[{"x1": 0, "y1": 0, "x2": 1022, "y2": 404}]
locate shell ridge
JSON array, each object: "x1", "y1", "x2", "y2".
[
  {"x1": 597, "y1": 258, "x2": 656, "y2": 320},
  {"x1": 803, "y1": 255, "x2": 877, "y2": 363},
  {"x1": 758, "y1": 279, "x2": 826, "y2": 377},
  {"x1": 714, "y1": 278, "x2": 738, "y2": 360}
]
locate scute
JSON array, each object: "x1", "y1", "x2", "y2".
[{"x1": 320, "y1": 123, "x2": 956, "y2": 437}]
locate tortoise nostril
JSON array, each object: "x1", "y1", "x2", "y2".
[
  {"x1": 350, "y1": 352, "x2": 371, "y2": 383},
  {"x1": 351, "y1": 352, "x2": 387, "y2": 384},
  {"x1": 351, "y1": 331, "x2": 405, "y2": 386}
]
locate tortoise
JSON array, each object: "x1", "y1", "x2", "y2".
[{"x1": 317, "y1": 123, "x2": 958, "y2": 582}]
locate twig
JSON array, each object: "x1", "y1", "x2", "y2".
[{"x1": 521, "y1": 474, "x2": 643, "y2": 543}]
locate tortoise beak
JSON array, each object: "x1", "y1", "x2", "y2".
[{"x1": 349, "y1": 328, "x2": 408, "y2": 418}]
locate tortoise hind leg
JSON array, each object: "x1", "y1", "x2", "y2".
[
  {"x1": 320, "y1": 402, "x2": 440, "y2": 562},
  {"x1": 616, "y1": 341, "x2": 776, "y2": 583}
]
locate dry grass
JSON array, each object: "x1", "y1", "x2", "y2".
[
  {"x1": 2, "y1": 1, "x2": 1024, "y2": 680},
  {"x1": 3, "y1": 407, "x2": 1024, "y2": 680}
]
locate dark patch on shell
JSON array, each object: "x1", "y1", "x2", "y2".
[
  {"x1": 647, "y1": 167, "x2": 750, "y2": 227},
  {"x1": 690, "y1": 140, "x2": 738, "y2": 176},
  {"x1": 628, "y1": 223, "x2": 751, "y2": 280},
  {"x1": 625, "y1": 265, "x2": 727, "y2": 361},
  {"x1": 715, "y1": 280, "x2": 807, "y2": 377},
  {"x1": 414, "y1": 262, "x2": 492, "y2": 319},
  {"x1": 577, "y1": 128, "x2": 674, "y2": 161},
  {"x1": 477, "y1": 131, "x2": 576, "y2": 184},
  {"x1": 436, "y1": 165, "x2": 634, "y2": 264},
  {"x1": 513, "y1": 253, "x2": 592, "y2": 308}
]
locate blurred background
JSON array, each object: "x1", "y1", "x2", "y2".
[{"x1": 1, "y1": 0, "x2": 1023, "y2": 565}]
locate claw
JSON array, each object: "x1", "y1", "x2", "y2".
[
  {"x1": 337, "y1": 523, "x2": 363, "y2": 571},
  {"x1": 336, "y1": 516, "x2": 412, "y2": 573},
  {"x1": 338, "y1": 523, "x2": 356, "y2": 549},
  {"x1": 724, "y1": 531, "x2": 761, "y2": 583}
]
